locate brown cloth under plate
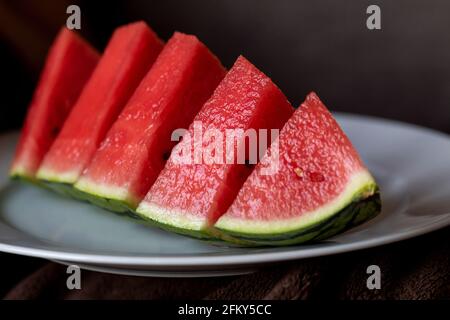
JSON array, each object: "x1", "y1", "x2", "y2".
[{"x1": 3, "y1": 226, "x2": 449, "y2": 300}]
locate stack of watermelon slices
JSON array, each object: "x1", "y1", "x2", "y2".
[
  {"x1": 37, "y1": 21, "x2": 164, "y2": 197},
  {"x1": 10, "y1": 28, "x2": 100, "y2": 181},
  {"x1": 74, "y1": 32, "x2": 226, "y2": 212},
  {"x1": 10, "y1": 22, "x2": 381, "y2": 247}
]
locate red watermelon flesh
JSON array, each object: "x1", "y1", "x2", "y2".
[
  {"x1": 214, "y1": 92, "x2": 379, "y2": 245},
  {"x1": 36, "y1": 21, "x2": 163, "y2": 185},
  {"x1": 10, "y1": 28, "x2": 99, "y2": 179},
  {"x1": 136, "y1": 56, "x2": 294, "y2": 235},
  {"x1": 74, "y1": 32, "x2": 226, "y2": 209}
]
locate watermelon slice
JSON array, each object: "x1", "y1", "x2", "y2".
[
  {"x1": 10, "y1": 28, "x2": 99, "y2": 181},
  {"x1": 136, "y1": 56, "x2": 294, "y2": 237},
  {"x1": 36, "y1": 21, "x2": 163, "y2": 191},
  {"x1": 214, "y1": 92, "x2": 381, "y2": 246},
  {"x1": 74, "y1": 32, "x2": 226, "y2": 211}
]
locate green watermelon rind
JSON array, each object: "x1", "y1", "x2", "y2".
[
  {"x1": 213, "y1": 183, "x2": 381, "y2": 246},
  {"x1": 34, "y1": 170, "x2": 137, "y2": 213},
  {"x1": 135, "y1": 202, "x2": 215, "y2": 239},
  {"x1": 73, "y1": 178, "x2": 140, "y2": 213},
  {"x1": 36, "y1": 178, "x2": 215, "y2": 240},
  {"x1": 75, "y1": 184, "x2": 214, "y2": 239},
  {"x1": 135, "y1": 174, "x2": 380, "y2": 246},
  {"x1": 76, "y1": 190, "x2": 135, "y2": 213},
  {"x1": 39, "y1": 179, "x2": 137, "y2": 213},
  {"x1": 12, "y1": 163, "x2": 133, "y2": 212},
  {"x1": 72, "y1": 180, "x2": 214, "y2": 239},
  {"x1": 22, "y1": 173, "x2": 215, "y2": 239},
  {"x1": 215, "y1": 170, "x2": 376, "y2": 234},
  {"x1": 133, "y1": 209, "x2": 214, "y2": 240},
  {"x1": 9, "y1": 171, "x2": 45, "y2": 188},
  {"x1": 134, "y1": 187, "x2": 380, "y2": 246},
  {"x1": 14, "y1": 165, "x2": 380, "y2": 246},
  {"x1": 216, "y1": 192, "x2": 380, "y2": 246},
  {"x1": 14, "y1": 174, "x2": 207, "y2": 238},
  {"x1": 9, "y1": 166, "x2": 32, "y2": 180}
]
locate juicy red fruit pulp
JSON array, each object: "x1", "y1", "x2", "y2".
[
  {"x1": 37, "y1": 21, "x2": 163, "y2": 183},
  {"x1": 222, "y1": 92, "x2": 368, "y2": 222},
  {"x1": 75, "y1": 32, "x2": 226, "y2": 206},
  {"x1": 10, "y1": 28, "x2": 99, "y2": 178}
]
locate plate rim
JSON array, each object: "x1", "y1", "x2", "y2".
[{"x1": 0, "y1": 216, "x2": 449, "y2": 268}]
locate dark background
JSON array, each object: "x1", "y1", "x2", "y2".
[
  {"x1": 1, "y1": 0, "x2": 450, "y2": 133},
  {"x1": 0, "y1": 0, "x2": 449, "y2": 296}
]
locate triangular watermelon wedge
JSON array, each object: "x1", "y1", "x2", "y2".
[
  {"x1": 10, "y1": 28, "x2": 99, "y2": 181},
  {"x1": 36, "y1": 21, "x2": 163, "y2": 194},
  {"x1": 136, "y1": 56, "x2": 294, "y2": 238},
  {"x1": 214, "y1": 92, "x2": 381, "y2": 246}
]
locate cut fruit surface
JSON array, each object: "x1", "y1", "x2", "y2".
[
  {"x1": 136, "y1": 56, "x2": 294, "y2": 236},
  {"x1": 10, "y1": 28, "x2": 99, "y2": 180},
  {"x1": 74, "y1": 32, "x2": 226, "y2": 210},
  {"x1": 214, "y1": 92, "x2": 380, "y2": 246},
  {"x1": 36, "y1": 21, "x2": 163, "y2": 186}
]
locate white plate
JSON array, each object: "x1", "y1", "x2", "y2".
[{"x1": 1, "y1": 114, "x2": 450, "y2": 277}]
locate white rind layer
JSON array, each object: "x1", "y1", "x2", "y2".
[
  {"x1": 136, "y1": 201, "x2": 207, "y2": 231},
  {"x1": 36, "y1": 167, "x2": 79, "y2": 184},
  {"x1": 214, "y1": 170, "x2": 377, "y2": 235},
  {"x1": 10, "y1": 164, "x2": 33, "y2": 178},
  {"x1": 74, "y1": 177, "x2": 139, "y2": 207}
]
